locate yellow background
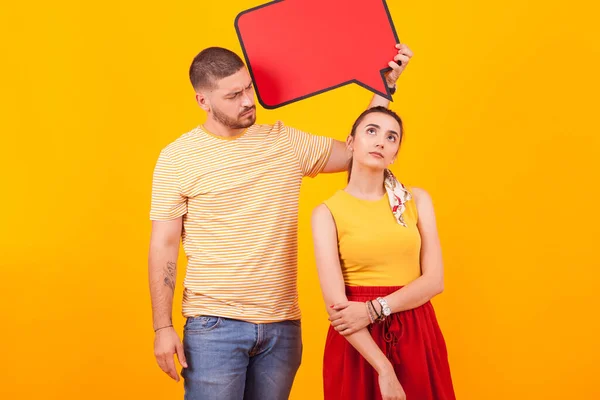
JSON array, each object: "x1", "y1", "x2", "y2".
[{"x1": 1, "y1": 1, "x2": 599, "y2": 399}]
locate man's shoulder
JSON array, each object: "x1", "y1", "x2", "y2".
[
  {"x1": 160, "y1": 127, "x2": 202, "y2": 156},
  {"x1": 252, "y1": 120, "x2": 287, "y2": 134}
]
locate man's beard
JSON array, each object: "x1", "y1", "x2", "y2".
[{"x1": 212, "y1": 106, "x2": 256, "y2": 129}]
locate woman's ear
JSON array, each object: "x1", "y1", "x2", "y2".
[{"x1": 346, "y1": 136, "x2": 354, "y2": 152}]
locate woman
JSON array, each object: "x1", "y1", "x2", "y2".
[{"x1": 311, "y1": 106, "x2": 455, "y2": 400}]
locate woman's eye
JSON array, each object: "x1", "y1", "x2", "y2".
[
  {"x1": 387, "y1": 135, "x2": 396, "y2": 142},
  {"x1": 367, "y1": 128, "x2": 376, "y2": 135}
]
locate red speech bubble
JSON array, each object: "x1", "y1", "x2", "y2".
[{"x1": 235, "y1": 0, "x2": 399, "y2": 109}]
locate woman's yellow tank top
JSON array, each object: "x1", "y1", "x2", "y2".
[{"x1": 323, "y1": 189, "x2": 422, "y2": 286}]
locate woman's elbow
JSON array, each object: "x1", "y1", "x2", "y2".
[
  {"x1": 429, "y1": 275, "x2": 444, "y2": 296},
  {"x1": 436, "y1": 280, "x2": 444, "y2": 295}
]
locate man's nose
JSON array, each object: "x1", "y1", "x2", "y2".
[{"x1": 241, "y1": 91, "x2": 253, "y2": 107}]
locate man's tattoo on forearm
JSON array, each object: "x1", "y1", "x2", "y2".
[{"x1": 163, "y1": 261, "x2": 176, "y2": 291}]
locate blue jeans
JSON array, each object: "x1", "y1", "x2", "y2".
[{"x1": 182, "y1": 316, "x2": 303, "y2": 400}]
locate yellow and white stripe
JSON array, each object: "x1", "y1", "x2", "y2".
[{"x1": 151, "y1": 121, "x2": 332, "y2": 323}]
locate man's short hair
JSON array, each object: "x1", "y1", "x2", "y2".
[{"x1": 189, "y1": 47, "x2": 245, "y2": 91}]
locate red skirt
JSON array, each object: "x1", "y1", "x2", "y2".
[{"x1": 323, "y1": 286, "x2": 456, "y2": 400}]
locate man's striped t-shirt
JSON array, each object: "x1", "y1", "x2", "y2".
[{"x1": 150, "y1": 121, "x2": 333, "y2": 323}]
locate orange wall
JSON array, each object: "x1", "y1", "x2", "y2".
[{"x1": 1, "y1": 1, "x2": 599, "y2": 399}]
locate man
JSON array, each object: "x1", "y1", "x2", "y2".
[{"x1": 149, "y1": 43, "x2": 413, "y2": 399}]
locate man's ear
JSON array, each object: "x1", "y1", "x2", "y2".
[{"x1": 196, "y1": 91, "x2": 210, "y2": 112}]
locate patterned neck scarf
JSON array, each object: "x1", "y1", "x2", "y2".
[{"x1": 383, "y1": 169, "x2": 411, "y2": 227}]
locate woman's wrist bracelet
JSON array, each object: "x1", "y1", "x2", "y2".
[
  {"x1": 370, "y1": 300, "x2": 384, "y2": 321},
  {"x1": 365, "y1": 301, "x2": 375, "y2": 324}
]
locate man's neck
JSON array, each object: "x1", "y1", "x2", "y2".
[{"x1": 203, "y1": 118, "x2": 245, "y2": 138}]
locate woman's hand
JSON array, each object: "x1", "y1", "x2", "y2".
[
  {"x1": 379, "y1": 369, "x2": 406, "y2": 400},
  {"x1": 329, "y1": 301, "x2": 372, "y2": 336}
]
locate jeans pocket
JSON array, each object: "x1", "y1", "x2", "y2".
[{"x1": 184, "y1": 316, "x2": 222, "y2": 333}]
